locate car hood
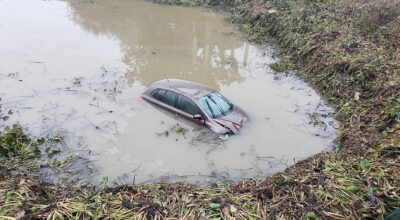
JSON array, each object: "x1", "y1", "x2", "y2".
[{"x1": 213, "y1": 107, "x2": 247, "y2": 134}]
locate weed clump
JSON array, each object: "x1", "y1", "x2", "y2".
[{"x1": 0, "y1": 125, "x2": 41, "y2": 159}]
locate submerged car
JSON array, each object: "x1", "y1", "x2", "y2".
[{"x1": 141, "y1": 79, "x2": 248, "y2": 136}]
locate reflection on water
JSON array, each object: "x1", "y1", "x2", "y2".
[
  {"x1": 0, "y1": 0, "x2": 337, "y2": 184},
  {"x1": 66, "y1": 0, "x2": 246, "y2": 90}
]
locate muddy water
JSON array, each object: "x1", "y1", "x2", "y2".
[{"x1": 0, "y1": 0, "x2": 337, "y2": 184}]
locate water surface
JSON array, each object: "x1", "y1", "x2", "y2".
[{"x1": 0, "y1": 0, "x2": 337, "y2": 184}]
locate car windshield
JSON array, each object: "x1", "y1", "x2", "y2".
[{"x1": 196, "y1": 92, "x2": 233, "y2": 118}]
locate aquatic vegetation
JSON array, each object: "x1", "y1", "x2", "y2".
[
  {"x1": 0, "y1": 125, "x2": 44, "y2": 159},
  {"x1": 156, "y1": 122, "x2": 188, "y2": 137}
]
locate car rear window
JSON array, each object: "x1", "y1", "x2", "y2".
[
  {"x1": 151, "y1": 89, "x2": 177, "y2": 106},
  {"x1": 196, "y1": 92, "x2": 233, "y2": 118}
]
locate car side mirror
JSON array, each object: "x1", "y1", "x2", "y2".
[{"x1": 193, "y1": 114, "x2": 204, "y2": 123}]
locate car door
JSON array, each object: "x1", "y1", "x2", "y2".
[
  {"x1": 151, "y1": 89, "x2": 178, "y2": 112},
  {"x1": 176, "y1": 94, "x2": 204, "y2": 123}
]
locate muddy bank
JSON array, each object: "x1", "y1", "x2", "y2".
[{"x1": 1, "y1": 0, "x2": 399, "y2": 219}]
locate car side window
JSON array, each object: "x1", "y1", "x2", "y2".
[
  {"x1": 151, "y1": 89, "x2": 162, "y2": 100},
  {"x1": 177, "y1": 94, "x2": 201, "y2": 115},
  {"x1": 152, "y1": 89, "x2": 177, "y2": 106}
]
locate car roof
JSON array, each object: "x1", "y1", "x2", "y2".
[{"x1": 149, "y1": 79, "x2": 214, "y2": 99}]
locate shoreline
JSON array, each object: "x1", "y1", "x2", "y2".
[{"x1": 1, "y1": 0, "x2": 399, "y2": 218}]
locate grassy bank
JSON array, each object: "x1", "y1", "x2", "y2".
[
  {"x1": 154, "y1": 0, "x2": 400, "y2": 217},
  {"x1": 1, "y1": 0, "x2": 399, "y2": 219}
]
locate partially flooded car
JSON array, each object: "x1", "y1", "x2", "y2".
[{"x1": 141, "y1": 79, "x2": 248, "y2": 137}]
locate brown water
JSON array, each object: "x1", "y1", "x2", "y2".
[{"x1": 0, "y1": 0, "x2": 337, "y2": 184}]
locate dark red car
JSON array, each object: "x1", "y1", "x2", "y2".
[{"x1": 141, "y1": 79, "x2": 248, "y2": 136}]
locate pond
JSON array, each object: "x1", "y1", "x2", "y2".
[{"x1": 0, "y1": 0, "x2": 337, "y2": 184}]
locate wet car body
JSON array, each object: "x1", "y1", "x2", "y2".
[{"x1": 141, "y1": 79, "x2": 248, "y2": 135}]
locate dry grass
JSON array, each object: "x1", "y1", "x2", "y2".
[{"x1": 1, "y1": 0, "x2": 400, "y2": 219}]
